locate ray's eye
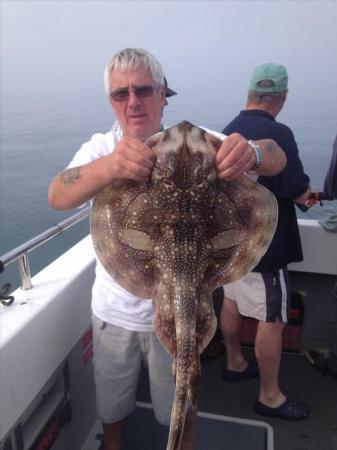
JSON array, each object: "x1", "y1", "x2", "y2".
[
  {"x1": 196, "y1": 179, "x2": 206, "y2": 189},
  {"x1": 162, "y1": 178, "x2": 175, "y2": 188}
]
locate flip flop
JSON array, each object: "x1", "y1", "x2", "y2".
[
  {"x1": 254, "y1": 398, "x2": 309, "y2": 420},
  {"x1": 222, "y1": 361, "x2": 259, "y2": 381}
]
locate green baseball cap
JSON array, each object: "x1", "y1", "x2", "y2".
[{"x1": 249, "y1": 63, "x2": 288, "y2": 93}]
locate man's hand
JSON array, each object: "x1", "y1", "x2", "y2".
[
  {"x1": 215, "y1": 133, "x2": 256, "y2": 180},
  {"x1": 109, "y1": 137, "x2": 156, "y2": 182},
  {"x1": 48, "y1": 137, "x2": 155, "y2": 210}
]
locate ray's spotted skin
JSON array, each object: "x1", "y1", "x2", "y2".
[{"x1": 91, "y1": 121, "x2": 278, "y2": 450}]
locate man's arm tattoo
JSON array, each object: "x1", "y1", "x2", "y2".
[{"x1": 60, "y1": 167, "x2": 82, "y2": 184}]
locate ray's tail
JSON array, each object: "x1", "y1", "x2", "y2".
[{"x1": 166, "y1": 293, "x2": 198, "y2": 450}]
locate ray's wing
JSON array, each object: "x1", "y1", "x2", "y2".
[
  {"x1": 91, "y1": 181, "x2": 160, "y2": 298},
  {"x1": 205, "y1": 174, "x2": 278, "y2": 290},
  {"x1": 152, "y1": 282, "x2": 177, "y2": 354}
]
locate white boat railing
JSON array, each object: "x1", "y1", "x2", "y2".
[{"x1": 0, "y1": 206, "x2": 91, "y2": 291}]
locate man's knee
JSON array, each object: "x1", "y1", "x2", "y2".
[
  {"x1": 257, "y1": 319, "x2": 286, "y2": 337},
  {"x1": 222, "y1": 296, "x2": 239, "y2": 315}
]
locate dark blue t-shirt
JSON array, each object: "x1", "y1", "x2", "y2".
[
  {"x1": 222, "y1": 109, "x2": 310, "y2": 272},
  {"x1": 323, "y1": 134, "x2": 337, "y2": 200}
]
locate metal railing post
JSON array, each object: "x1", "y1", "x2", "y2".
[
  {"x1": 0, "y1": 206, "x2": 91, "y2": 293},
  {"x1": 18, "y1": 253, "x2": 32, "y2": 290}
]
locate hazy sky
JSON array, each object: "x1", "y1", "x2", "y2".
[{"x1": 1, "y1": 0, "x2": 337, "y2": 114}]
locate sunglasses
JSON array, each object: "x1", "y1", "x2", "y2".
[{"x1": 110, "y1": 84, "x2": 157, "y2": 102}]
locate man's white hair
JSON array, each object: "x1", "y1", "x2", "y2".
[{"x1": 104, "y1": 48, "x2": 165, "y2": 96}]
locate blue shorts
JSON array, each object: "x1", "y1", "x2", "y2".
[{"x1": 92, "y1": 315, "x2": 175, "y2": 425}]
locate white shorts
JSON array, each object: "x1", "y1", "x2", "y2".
[
  {"x1": 223, "y1": 268, "x2": 290, "y2": 323},
  {"x1": 92, "y1": 314, "x2": 174, "y2": 425}
]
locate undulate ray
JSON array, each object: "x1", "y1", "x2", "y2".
[{"x1": 91, "y1": 121, "x2": 278, "y2": 450}]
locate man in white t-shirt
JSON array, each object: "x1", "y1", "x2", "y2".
[{"x1": 48, "y1": 48, "x2": 286, "y2": 450}]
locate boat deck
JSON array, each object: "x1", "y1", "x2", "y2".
[{"x1": 136, "y1": 348, "x2": 337, "y2": 450}]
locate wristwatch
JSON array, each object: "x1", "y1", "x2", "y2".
[{"x1": 248, "y1": 140, "x2": 263, "y2": 169}]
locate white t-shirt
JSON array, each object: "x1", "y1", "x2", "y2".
[{"x1": 67, "y1": 122, "x2": 226, "y2": 332}]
